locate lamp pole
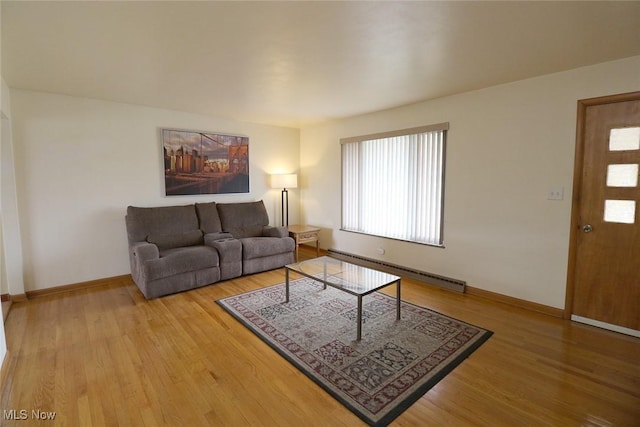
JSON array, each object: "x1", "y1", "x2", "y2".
[
  {"x1": 281, "y1": 187, "x2": 289, "y2": 227},
  {"x1": 271, "y1": 173, "x2": 297, "y2": 228}
]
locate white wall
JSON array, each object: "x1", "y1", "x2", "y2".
[
  {"x1": 0, "y1": 0, "x2": 8, "y2": 366},
  {"x1": 300, "y1": 55, "x2": 640, "y2": 309},
  {"x1": 10, "y1": 91, "x2": 299, "y2": 291},
  {"x1": 1, "y1": 78, "x2": 25, "y2": 299}
]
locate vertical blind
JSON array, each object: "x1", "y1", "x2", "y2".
[{"x1": 341, "y1": 123, "x2": 448, "y2": 246}]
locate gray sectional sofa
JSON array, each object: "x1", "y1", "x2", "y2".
[{"x1": 125, "y1": 200, "x2": 295, "y2": 298}]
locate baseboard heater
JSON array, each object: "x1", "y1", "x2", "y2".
[{"x1": 327, "y1": 249, "x2": 466, "y2": 293}]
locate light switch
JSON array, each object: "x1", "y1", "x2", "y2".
[{"x1": 547, "y1": 186, "x2": 564, "y2": 201}]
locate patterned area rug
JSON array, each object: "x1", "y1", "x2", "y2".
[{"x1": 217, "y1": 278, "x2": 493, "y2": 426}]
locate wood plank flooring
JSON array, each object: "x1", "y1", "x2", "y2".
[{"x1": 2, "y1": 248, "x2": 639, "y2": 426}]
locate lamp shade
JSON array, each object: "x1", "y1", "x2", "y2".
[{"x1": 271, "y1": 173, "x2": 298, "y2": 189}]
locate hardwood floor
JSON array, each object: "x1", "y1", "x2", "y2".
[{"x1": 2, "y1": 247, "x2": 639, "y2": 426}]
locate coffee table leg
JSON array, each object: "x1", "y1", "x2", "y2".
[
  {"x1": 357, "y1": 296, "x2": 362, "y2": 340},
  {"x1": 396, "y1": 279, "x2": 401, "y2": 320},
  {"x1": 285, "y1": 268, "x2": 290, "y2": 303},
  {"x1": 322, "y1": 260, "x2": 327, "y2": 290}
]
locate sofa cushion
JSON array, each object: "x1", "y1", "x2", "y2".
[
  {"x1": 126, "y1": 205, "x2": 199, "y2": 243},
  {"x1": 217, "y1": 201, "x2": 270, "y2": 238},
  {"x1": 143, "y1": 246, "x2": 219, "y2": 281},
  {"x1": 195, "y1": 202, "x2": 223, "y2": 233},
  {"x1": 243, "y1": 252, "x2": 294, "y2": 275},
  {"x1": 147, "y1": 230, "x2": 203, "y2": 250},
  {"x1": 241, "y1": 237, "x2": 295, "y2": 260}
]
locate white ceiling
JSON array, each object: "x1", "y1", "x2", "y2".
[{"x1": 3, "y1": 1, "x2": 640, "y2": 128}]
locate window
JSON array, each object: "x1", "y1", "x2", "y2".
[{"x1": 341, "y1": 123, "x2": 448, "y2": 246}]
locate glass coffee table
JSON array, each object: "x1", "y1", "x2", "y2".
[{"x1": 285, "y1": 256, "x2": 401, "y2": 340}]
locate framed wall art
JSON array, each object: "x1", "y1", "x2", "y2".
[{"x1": 162, "y1": 128, "x2": 249, "y2": 196}]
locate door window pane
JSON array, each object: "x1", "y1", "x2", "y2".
[
  {"x1": 609, "y1": 127, "x2": 640, "y2": 151},
  {"x1": 606, "y1": 164, "x2": 639, "y2": 187},
  {"x1": 604, "y1": 200, "x2": 636, "y2": 224}
]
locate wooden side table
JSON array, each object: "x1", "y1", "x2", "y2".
[{"x1": 287, "y1": 225, "x2": 321, "y2": 261}]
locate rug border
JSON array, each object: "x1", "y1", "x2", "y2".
[{"x1": 216, "y1": 280, "x2": 493, "y2": 427}]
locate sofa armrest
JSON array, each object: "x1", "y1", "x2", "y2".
[
  {"x1": 262, "y1": 226, "x2": 288, "y2": 238},
  {"x1": 204, "y1": 232, "x2": 235, "y2": 246},
  {"x1": 130, "y1": 241, "x2": 160, "y2": 261}
]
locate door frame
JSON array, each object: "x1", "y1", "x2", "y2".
[{"x1": 564, "y1": 91, "x2": 640, "y2": 319}]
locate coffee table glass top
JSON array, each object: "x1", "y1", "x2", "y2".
[{"x1": 285, "y1": 256, "x2": 400, "y2": 295}]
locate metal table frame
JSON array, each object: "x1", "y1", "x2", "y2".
[{"x1": 285, "y1": 256, "x2": 401, "y2": 340}]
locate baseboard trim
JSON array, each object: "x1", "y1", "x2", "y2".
[
  {"x1": 2, "y1": 293, "x2": 27, "y2": 303},
  {"x1": 466, "y1": 285, "x2": 564, "y2": 318},
  {"x1": 8, "y1": 294, "x2": 27, "y2": 302},
  {"x1": 12, "y1": 270, "x2": 564, "y2": 318},
  {"x1": 25, "y1": 274, "x2": 132, "y2": 299},
  {"x1": 2, "y1": 294, "x2": 26, "y2": 322}
]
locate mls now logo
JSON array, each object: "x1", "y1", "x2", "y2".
[
  {"x1": 3, "y1": 409, "x2": 56, "y2": 420},
  {"x1": 3, "y1": 409, "x2": 28, "y2": 420}
]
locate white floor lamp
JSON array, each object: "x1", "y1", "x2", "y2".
[{"x1": 271, "y1": 173, "x2": 298, "y2": 227}]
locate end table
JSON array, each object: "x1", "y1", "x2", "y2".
[{"x1": 287, "y1": 225, "x2": 321, "y2": 261}]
